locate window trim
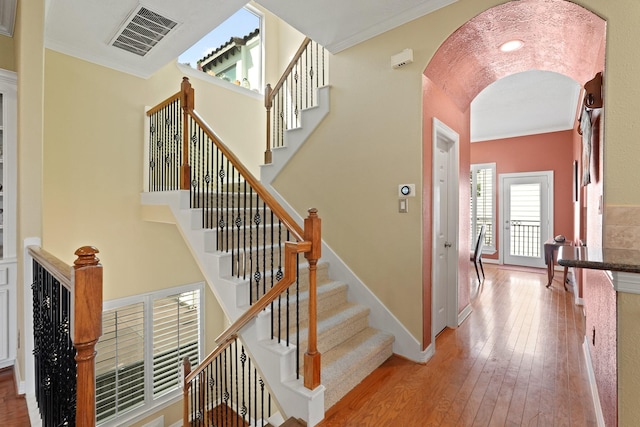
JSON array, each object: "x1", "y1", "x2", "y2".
[
  {"x1": 470, "y1": 163, "x2": 497, "y2": 254},
  {"x1": 97, "y1": 282, "x2": 205, "y2": 427},
  {"x1": 178, "y1": 5, "x2": 264, "y2": 95}
]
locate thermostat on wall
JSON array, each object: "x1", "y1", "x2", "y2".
[{"x1": 398, "y1": 184, "x2": 416, "y2": 197}]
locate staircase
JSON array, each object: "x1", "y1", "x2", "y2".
[
  {"x1": 142, "y1": 190, "x2": 394, "y2": 414},
  {"x1": 142, "y1": 70, "x2": 418, "y2": 425}
]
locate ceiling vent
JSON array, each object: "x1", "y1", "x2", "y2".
[{"x1": 110, "y1": 6, "x2": 178, "y2": 57}]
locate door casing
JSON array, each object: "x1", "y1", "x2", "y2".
[
  {"x1": 499, "y1": 171, "x2": 554, "y2": 267},
  {"x1": 431, "y1": 117, "x2": 459, "y2": 341}
]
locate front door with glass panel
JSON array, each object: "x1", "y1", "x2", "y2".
[{"x1": 500, "y1": 172, "x2": 553, "y2": 268}]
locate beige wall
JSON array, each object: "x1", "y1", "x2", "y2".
[
  {"x1": 13, "y1": 0, "x2": 640, "y2": 421},
  {"x1": 254, "y1": 2, "x2": 306, "y2": 88},
  {"x1": 273, "y1": 0, "x2": 640, "y2": 355},
  {"x1": 14, "y1": 0, "x2": 45, "y2": 383},
  {"x1": 0, "y1": 34, "x2": 15, "y2": 72},
  {"x1": 618, "y1": 291, "x2": 640, "y2": 424},
  {"x1": 34, "y1": 9, "x2": 305, "y2": 423}
]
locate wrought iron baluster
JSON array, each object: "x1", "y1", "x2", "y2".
[
  {"x1": 242, "y1": 180, "x2": 248, "y2": 280},
  {"x1": 241, "y1": 346, "x2": 247, "y2": 425},
  {"x1": 31, "y1": 261, "x2": 77, "y2": 426}
]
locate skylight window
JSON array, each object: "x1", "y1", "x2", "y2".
[{"x1": 179, "y1": 7, "x2": 262, "y2": 92}]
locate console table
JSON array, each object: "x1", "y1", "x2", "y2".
[{"x1": 544, "y1": 238, "x2": 571, "y2": 289}]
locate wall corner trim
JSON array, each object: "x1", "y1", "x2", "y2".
[{"x1": 611, "y1": 271, "x2": 640, "y2": 294}]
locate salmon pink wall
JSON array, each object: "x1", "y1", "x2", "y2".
[
  {"x1": 470, "y1": 130, "x2": 574, "y2": 260},
  {"x1": 422, "y1": 75, "x2": 470, "y2": 350},
  {"x1": 581, "y1": 107, "x2": 616, "y2": 426}
]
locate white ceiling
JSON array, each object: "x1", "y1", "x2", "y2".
[
  {"x1": 471, "y1": 70, "x2": 581, "y2": 142},
  {"x1": 43, "y1": 0, "x2": 457, "y2": 78},
  {"x1": 256, "y1": 0, "x2": 457, "y2": 53},
  {"x1": 42, "y1": 0, "x2": 590, "y2": 141}
]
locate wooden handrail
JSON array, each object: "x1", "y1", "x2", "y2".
[
  {"x1": 184, "y1": 334, "x2": 238, "y2": 385},
  {"x1": 215, "y1": 240, "x2": 311, "y2": 346},
  {"x1": 266, "y1": 37, "x2": 312, "y2": 108},
  {"x1": 145, "y1": 90, "x2": 181, "y2": 117},
  {"x1": 185, "y1": 239, "x2": 311, "y2": 383},
  {"x1": 184, "y1": 208, "x2": 322, "y2": 390},
  {"x1": 188, "y1": 108, "x2": 305, "y2": 241},
  {"x1": 264, "y1": 37, "x2": 311, "y2": 164},
  {"x1": 28, "y1": 245, "x2": 72, "y2": 289}
]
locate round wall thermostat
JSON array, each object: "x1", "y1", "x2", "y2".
[{"x1": 398, "y1": 184, "x2": 415, "y2": 197}]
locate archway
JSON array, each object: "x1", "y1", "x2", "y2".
[{"x1": 421, "y1": 0, "x2": 605, "y2": 353}]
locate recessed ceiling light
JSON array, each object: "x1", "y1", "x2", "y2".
[{"x1": 499, "y1": 39, "x2": 524, "y2": 52}]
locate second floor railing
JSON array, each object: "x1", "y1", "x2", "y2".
[
  {"x1": 29, "y1": 245, "x2": 103, "y2": 427},
  {"x1": 264, "y1": 38, "x2": 328, "y2": 164}
]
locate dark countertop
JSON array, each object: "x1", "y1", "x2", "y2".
[{"x1": 557, "y1": 246, "x2": 640, "y2": 273}]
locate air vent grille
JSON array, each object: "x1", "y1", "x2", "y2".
[{"x1": 111, "y1": 6, "x2": 178, "y2": 57}]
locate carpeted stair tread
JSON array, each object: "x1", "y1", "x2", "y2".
[
  {"x1": 321, "y1": 327, "x2": 394, "y2": 408},
  {"x1": 295, "y1": 302, "x2": 370, "y2": 355},
  {"x1": 272, "y1": 280, "x2": 348, "y2": 328}
]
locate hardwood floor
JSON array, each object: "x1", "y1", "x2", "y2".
[
  {"x1": 319, "y1": 264, "x2": 597, "y2": 426},
  {"x1": 0, "y1": 265, "x2": 596, "y2": 427},
  {"x1": 0, "y1": 367, "x2": 30, "y2": 427}
]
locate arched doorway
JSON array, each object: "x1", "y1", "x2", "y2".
[{"x1": 421, "y1": 0, "x2": 605, "y2": 354}]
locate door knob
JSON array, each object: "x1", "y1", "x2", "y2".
[{"x1": 444, "y1": 242, "x2": 452, "y2": 248}]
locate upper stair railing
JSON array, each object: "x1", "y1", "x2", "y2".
[
  {"x1": 264, "y1": 37, "x2": 328, "y2": 164},
  {"x1": 146, "y1": 78, "x2": 322, "y2": 423},
  {"x1": 29, "y1": 245, "x2": 103, "y2": 427}
]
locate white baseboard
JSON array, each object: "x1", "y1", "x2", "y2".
[
  {"x1": 12, "y1": 357, "x2": 25, "y2": 395},
  {"x1": 458, "y1": 304, "x2": 472, "y2": 325},
  {"x1": 25, "y1": 392, "x2": 41, "y2": 427},
  {"x1": 582, "y1": 337, "x2": 605, "y2": 427}
]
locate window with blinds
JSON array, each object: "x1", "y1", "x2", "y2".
[
  {"x1": 470, "y1": 163, "x2": 496, "y2": 252},
  {"x1": 95, "y1": 283, "x2": 203, "y2": 425},
  {"x1": 152, "y1": 290, "x2": 200, "y2": 398}
]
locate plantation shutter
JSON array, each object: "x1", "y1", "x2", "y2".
[
  {"x1": 152, "y1": 289, "x2": 201, "y2": 398},
  {"x1": 476, "y1": 167, "x2": 494, "y2": 247},
  {"x1": 95, "y1": 302, "x2": 146, "y2": 423}
]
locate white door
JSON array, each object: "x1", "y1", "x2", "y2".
[
  {"x1": 500, "y1": 172, "x2": 553, "y2": 268},
  {"x1": 432, "y1": 118, "x2": 459, "y2": 336}
]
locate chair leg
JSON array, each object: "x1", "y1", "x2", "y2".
[
  {"x1": 479, "y1": 258, "x2": 485, "y2": 280},
  {"x1": 474, "y1": 261, "x2": 481, "y2": 283}
]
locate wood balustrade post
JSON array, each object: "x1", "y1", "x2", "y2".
[
  {"x1": 182, "y1": 357, "x2": 192, "y2": 427},
  {"x1": 303, "y1": 208, "x2": 321, "y2": 389},
  {"x1": 264, "y1": 83, "x2": 273, "y2": 164},
  {"x1": 181, "y1": 77, "x2": 194, "y2": 190},
  {"x1": 72, "y1": 246, "x2": 103, "y2": 427}
]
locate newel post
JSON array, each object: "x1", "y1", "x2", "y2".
[
  {"x1": 304, "y1": 208, "x2": 321, "y2": 389},
  {"x1": 264, "y1": 83, "x2": 273, "y2": 164},
  {"x1": 182, "y1": 357, "x2": 192, "y2": 427},
  {"x1": 181, "y1": 77, "x2": 194, "y2": 190},
  {"x1": 72, "y1": 246, "x2": 103, "y2": 427}
]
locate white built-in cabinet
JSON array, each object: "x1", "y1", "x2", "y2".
[{"x1": 0, "y1": 69, "x2": 17, "y2": 369}]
